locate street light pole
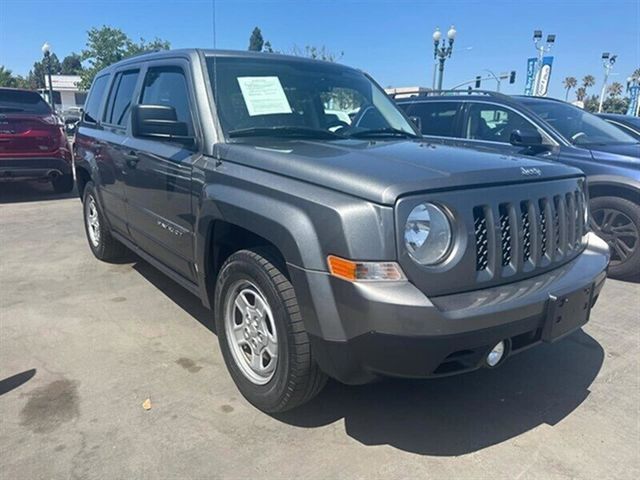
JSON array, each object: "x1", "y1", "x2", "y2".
[
  {"x1": 432, "y1": 26, "x2": 456, "y2": 91},
  {"x1": 598, "y1": 52, "x2": 617, "y2": 113},
  {"x1": 41, "y1": 42, "x2": 55, "y2": 114},
  {"x1": 532, "y1": 30, "x2": 555, "y2": 95}
]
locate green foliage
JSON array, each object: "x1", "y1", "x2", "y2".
[
  {"x1": 582, "y1": 75, "x2": 596, "y2": 88},
  {"x1": 248, "y1": 27, "x2": 264, "y2": 52},
  {"x1": 562, "y1": 76, "x2": 577, "y2": 100},
  {"x1": 291, "y1": 45, "x2": 343, "y2": 62},
  {"x1": 29, "y1": 53, "x2": 61, "y2": 89},
  {"x1": 607, "y1": 82, "x2": 623, "y2": 98},
  {"x1": 61, "y1": 53, "x2": 83, "y2": 75},
  {"x1": 79, "y1": 26, "x2": 170, "y2": 89},
  {"x1": 584, "y1": 94, "x2": 629, "y2": 114}
]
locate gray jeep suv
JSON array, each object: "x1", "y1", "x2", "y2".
[{"x1": 75, "y1": 49, "x2": 609, "y2": 412}]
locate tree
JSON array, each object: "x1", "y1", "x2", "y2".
[
  {"x1": 562, "y1": 76, "x2": 577, "y2": 101},
  {"x1": 607, "y1": 82, "x2": 623, "y2": 98},
  {"x1": 576, "y1": 86, "x2": 587, "y2": 102},
  {"x1": 248, "y1": 27, "x2": 264, "y2": 52},
  {"x1": 291, "y1": 45, "x2": 343, "y2": 62},
  {"x1": 27, "y1": 53, "x2": 61, "y2": 89},
  {"x1": 60, "y1": 54, "x2": 83, "y2": 75},
  {"x1": 584, "y1": 94, "x2": 629, "y2": 114},
  {"x1": 79, "y1": 26, "x2": 170, "y2": 89},
  {"x1": 0, "y1": 66, "x2": 19, "y2": 87}
]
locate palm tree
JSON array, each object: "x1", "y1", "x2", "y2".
[
  {"x1": 632, "y1": 68, "x2": 640, "y2": 81},
  {"x1": 582, "y1": 74, "x2": 596, "y2": 90},
  {"x1": 576, "y1": 86, "x2": 587, "y2": 102},
  {"x1": 562, "y1": 76, "x2": 577, "y2": 101},
  {"x1": 607, "y1": 82, "x2": 623, "y2": 98}
]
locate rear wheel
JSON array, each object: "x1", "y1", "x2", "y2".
[
  {"x1": 214, "y1": 248, "x2": 327, "y2": 412},
  {"x1": 82, "y1": 182, "x2": 128, "y2": 262},
  {"x1": 590, "y1": 196, "x2": 640, "y2": 281},
  {"x1": 52, "y1": 174, "x2": 74, "y2": 193}
]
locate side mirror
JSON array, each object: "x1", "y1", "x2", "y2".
[
  {"x1": 131, "y1": 104, "x2": 195, "y2": 147},
  {"x1": 510, "y1": 128, "x2": 543, "y2": 147},
  {"x1": 409, "y1": 115, "x2": 422, "y2": 133}
]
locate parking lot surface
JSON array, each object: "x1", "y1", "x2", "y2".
[{"x1": 1, "y1": 182, "x2": 639, "y2": 480}]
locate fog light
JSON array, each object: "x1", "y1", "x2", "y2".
[{"x1": 486, "y1": 341, "x2": 505, "y2": 367}]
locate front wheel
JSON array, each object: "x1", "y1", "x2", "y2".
[
  {"x1": 590, "y1": 196, "x2": 640, "y2": 281},
  {"x1": 214, "y1": 248, "x2": 327, "y2": 412}
]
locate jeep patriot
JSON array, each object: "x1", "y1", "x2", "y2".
[{"x1": 75, "y1": 50, "x2": 609, "y2": 412}]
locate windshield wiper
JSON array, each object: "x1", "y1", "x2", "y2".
[
  {"x1": 228, "y1": 126, "x2": 345, "y2": 139},
  {"x1": 347, "y1": 128, "x2": 420, "y2": 139}
]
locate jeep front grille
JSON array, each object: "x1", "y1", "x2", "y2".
[{"x1": 472, "y1": 188, "x2": 586, "y2": 277}]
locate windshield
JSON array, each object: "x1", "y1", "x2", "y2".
[
  {"x1": 521, "y1": 99, "x2": 637, "y2": 146},
  {"x1": 0, "y1": 89, "x2": 51, "y2": 114},
  {"x1": 205, "y1": 55, "x2": 418, "y2": 140}
]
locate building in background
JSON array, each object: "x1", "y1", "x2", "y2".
[{"x1": 39, "y1": 75, "x2": 87, "y2": 113}]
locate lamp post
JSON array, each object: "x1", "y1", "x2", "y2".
[
  {"x1": 532, "y1": 30, "x2": 555, "y2": 95},
  {"x1": 432, "y1": 25, "x2": 456, "y2": 91},
  {"x1": 598, "y1": 52, "x2": 617, "y2": 113},
  {"x1": 41, "y1": 42, "x2": 55, "y2": 113}
]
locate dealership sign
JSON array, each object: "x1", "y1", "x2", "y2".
[{"x1": 535, "y1": 56, "x2": 554, "y2": 97}]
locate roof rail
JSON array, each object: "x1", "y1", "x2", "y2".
[{"x1": 387, "y1": 88, "x2": 513, "y2": 100}]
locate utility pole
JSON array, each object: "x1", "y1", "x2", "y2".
[{"x1": 532, "y1": 30, "x2": 555, "y2": 95}]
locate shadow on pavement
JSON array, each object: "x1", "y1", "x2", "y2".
[
  {"x1": 275, "y1": 329, "x2": 603, "y2": 456},
  {"x1": 0, "y1": 181, "x2": 76, "y2": 204},
  {"x1": 132, "y1": 260, "x2": 215, "y2": 334},
  {"x1": 127, "y1": 248, "x2": 604, "y2": 456},
  {"x1": 0, "y1": 369, "x2": 37, "y2": 396}
]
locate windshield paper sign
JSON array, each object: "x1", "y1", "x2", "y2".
[
  {"x1": 237, "y1": 76, "x2": 292, "y2": 116},
  {"x1": 524, "y1": 58, "x2": 537, "y2": 96},
  {"x1": 535, "y1": 56, "x2": 554, "y2": 97}
]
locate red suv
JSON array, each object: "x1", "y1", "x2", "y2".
[{"x1": 0, "y1": 88, "x2": 73, "y2": 193}]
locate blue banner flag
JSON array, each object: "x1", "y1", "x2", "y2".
[
  {"x1": 627, "y1": 85, "x2": 639, "y2": 116},
  {"x1": 524, "y1": 58, "x2": 537, "y2": 96}
]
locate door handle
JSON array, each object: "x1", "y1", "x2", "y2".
[{"x1": 123, "y1": 150, "x2": 139, "y2": 168}]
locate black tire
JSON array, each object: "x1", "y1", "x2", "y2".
[
  {"x1": 52, "y1": 174, "x2": 74, "y2": 193},
  {"x1": 214, "y1": 248, "x2": 327, "y2": 412},
  {"x1": 82, "y1": 182, "x2": 128, "y2": 262},
  {"x1": 590, "y1": 196, "x2": 640, "y2": 281}
]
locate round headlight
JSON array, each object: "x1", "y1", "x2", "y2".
[{"x1": 404, "y1": 203, "x2": 453, "y2": 265}]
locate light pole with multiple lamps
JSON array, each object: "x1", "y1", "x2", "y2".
[
  {"x1": 598, "y1": 52, "x2": 617, "y2": 113},
  {"x1": 41, "y1": 42, "x2": 55, "y2": 113},
  {"x1": 532, "y1": 30, "x2": 555, "y2": 95},
  {"x1": 432, "y1": 26, "x2": 457, "y2": 91}
]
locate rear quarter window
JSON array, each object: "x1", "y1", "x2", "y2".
[
  {"x1": 0, "y1": 89, "x2": 51, "y2": 114},
  {"x1": 83, "y1": 75, "x2": 110, "y2": 124}
]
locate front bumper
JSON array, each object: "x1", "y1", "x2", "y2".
[
  {"x1": 290, "y1": 233, "x2": 609, "y2": 384},
  {"x1": 0, "y1": 156, "x2": 72, "y2": 181}
]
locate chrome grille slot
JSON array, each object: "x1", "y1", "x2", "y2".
[
  {"x1": 499, "y1": 204, "x2": 512, "y2": 267},
  {"x1": 520, "y1": 201, "x2": 532, "y2": 263},
  {"x1": 473, "y1": 207, "x2": 489, "y2": 271}
]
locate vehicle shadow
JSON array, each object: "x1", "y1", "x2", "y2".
[
  {"x1": 274, "y1": 329, "x2": 604, "y2": 456},
  {"x1": 128, "y1": 255, "x2": 604, "y2": 456},
  {"x1": 0, "y1": 181, "x2": 76, "y2": 204},
  {"x1": 131, "y1": 260, "x2": 215, "y2": 334}
]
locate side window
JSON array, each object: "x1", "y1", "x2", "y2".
[
  {"x1": 83, "y1": 74, "x2": 109, "y2": 124},
  {"x1": 402, "y1": 102, "x2": 460, "y2": 137},
  {"x1": 103, "y1": 70, "x2": 140, "y2": 127},
  {"x1": 140, "y1": 66, "x2": 194, "y2": 135},
  {"x1": 465, "y1": 103, "x2": 539, "y2": 144}
]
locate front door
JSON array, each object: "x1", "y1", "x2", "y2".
[{"x1": 122, "y1": 61, "x2": 199, "y2": 282}]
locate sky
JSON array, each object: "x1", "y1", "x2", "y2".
[{"x1": 0, "y1": 0, "x2": 638, "y2": 100}]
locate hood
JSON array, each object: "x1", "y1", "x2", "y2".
[
  {"x1": 220, "y1": 139, "x2": 582, "y2": 205},
  {"x1": 587, "y1": 142, "x2": 640, "y2": 161}
]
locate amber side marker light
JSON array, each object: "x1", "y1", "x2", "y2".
[{"x1": 327, "y1": 255, "x2": 406, "y2": 282}]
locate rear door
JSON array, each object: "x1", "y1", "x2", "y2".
[
  {"x1": 122, "y1": 59, "x2": 200, "y2": 282},
  {"x1": 97, "y1": 68, "x2": 142, "y2": 234}
]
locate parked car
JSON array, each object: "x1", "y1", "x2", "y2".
[
  {"x1": 75, "y1": 50, "x2": 609, "y2": 412},
  {"x1": 597, "y1": 113, "x2": 640, "y2": 141},
  {"x1": 0, "y1": 88, "x2": 74, "y2": 193},
  {"x1": 397, "y1": 92, "x2": 640, "y2": 280}
]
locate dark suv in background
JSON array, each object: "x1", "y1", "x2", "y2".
[
  {"x1": 0, "y1": 88, "x2": 74, "y2": 193},
  {"x1": 397, "y1": 92, "x2": 640, "y2": 280}
]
